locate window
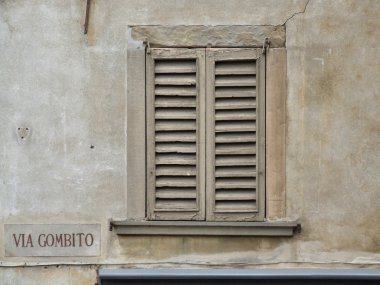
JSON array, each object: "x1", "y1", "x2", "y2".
[
  {"x1": 146, "y1": 48, "x2": 265, "y2": 222},
  {"x1": 114, "y1": 26, "x2": 299, "y2": 236}
]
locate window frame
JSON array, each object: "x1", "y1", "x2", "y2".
[
  {"x1": 119, "y1": 26, "x2": 297, "y2": 236},
  {"x1": 145, "y1": 48, "x2": 265, "y2": 222}
]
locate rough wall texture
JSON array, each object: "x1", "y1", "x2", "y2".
[
  {"x1": 0, "y1": 0, "x2": 379, "y2": 284},
  {"x1": 286, "y1": 0, "x2": 380, "y2": 260}
]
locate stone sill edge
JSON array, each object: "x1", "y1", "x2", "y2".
[{"x1": 110, "y1": 221, "x2": 300, "y2": 237}]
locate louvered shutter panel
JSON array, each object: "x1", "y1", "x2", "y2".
[
  {"x1": 146, "y1": 48, "x2": 205, "y2": 220},
  {"x1": 206, "y1": 48, "x2": 265, "y2": 221}
]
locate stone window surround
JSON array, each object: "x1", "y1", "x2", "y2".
[{"x1": 111, "y1": 25, "x2": 299, "y2": 236}]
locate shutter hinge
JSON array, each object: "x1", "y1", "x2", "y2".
[
  {"x1": 262, "y1": 37, "x2": 270, "y2": 54},
  {"x1": 144, "y1": 38, "x2": 151, "y2": 54}
]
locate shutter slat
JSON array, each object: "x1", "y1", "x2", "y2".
[
  {"x1": 156, "y1": 176, "x2": 196, "y2": 187},
  {"x1": 215, "y1": 189, "x2": 256, "y2": 200},
  {"x1": 215, "y1": 201, "x2": 256, "y2": 211},
  {"x1": 215, "y1": 177, "x2": 256, "y2": 189},
  {"x1": 155, "y1": 96, "x2": 196, "y2": 108},
  {"x1": 215, "y1": 132, "x2": 256, "y2": 143},
  {"x1": 155, "y1": 120, "x2": 196, "y2": 131},
  {"x1": 215, "y1": 143, "x2": 256, "y2": 155},
  {"x1": 156, "y1": 153, "x2": 196, "y2": 165},
  {"x1": 156, "y1": 165, "x2": 196, "y2": 176},
  {"x1": 155, "y1": 131, "x2": 196, "y2": 142},
  {"x1": 155, "y1": 60, "x2": 196, "y2": 73},
  {"x1": 215, "y1": 166, "x2": 256, "y2": 177},
  {"x1": 215, "y1": 75, "x2": 256, "y2": 86},
  {"x1": 156, "y1": 142, "x2": 196, "y2": 153},
  {"x1": 215, "y1": 155, "x2": 256, "y2": 166},
  {"x1": 155, "y1": 108, "x2": 196, "y2": 120},
  {"x1": 215, "y1": 98, "x2": 256, "y2": 109},
  {"x1": 215, "y1": 87, "x2": 256, "y2": 98},
  {"x1": 156, "y1": 188, "x2": 197, "y2": 199},
  {"x1": 215, "y1": 121, "x2": 256, "y2": 132},
  {"x1": 155, "y1": 86, "x2": 197, "y2": 96},
  {"x1": 155, "y1": 74, "x2": 196, "y2": 85},
  {"x1": 156, "y1": 199, "x2": 197, "y2": 209},
  {"x1": 215, "y1": 61, "x2": 256, "y2": 75},
  {"x1": 215, "y1": 109, "x2": 256, "y2": 121}
]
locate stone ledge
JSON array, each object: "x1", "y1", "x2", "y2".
[
  {"x1": 131, "y1": 25, "x2": 285, "y2": 48},
  {"x1": 110, "y1": 221, "x2": 300, "y2": 236}
]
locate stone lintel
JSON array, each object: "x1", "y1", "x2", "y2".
[{"x1": 131, "y1": 25, "x2": 285, "y2": 48}]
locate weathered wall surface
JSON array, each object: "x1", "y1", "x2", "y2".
[
  {"x1": 286, "y1": 0, "x2": 380, "y2": 261},
  {"x1": 1, "y1": 0, "x2": 379, "y2": 283}
]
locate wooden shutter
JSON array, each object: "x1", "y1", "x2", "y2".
[
  {"x1": 206, "y1": 48, "x2": 265, "y2": 221},
  {"x1": 146, "y1": 48, "x2": 206, "y2": 220}
]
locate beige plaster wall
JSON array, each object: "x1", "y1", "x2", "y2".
[
  {"x1": 0, "y1": 0, "x2": 379, "y2": 283},
  {"x1": 286, "y1": 0, "x2": 380, "y2": 258}
]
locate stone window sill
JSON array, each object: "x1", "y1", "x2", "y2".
[{"x1": 110, "y1": 221, "x2": 300, "y2": 236}]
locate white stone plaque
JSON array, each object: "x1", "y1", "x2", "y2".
[{"x1": 4, "y1": 224, "x2": 101, "y2": 257}]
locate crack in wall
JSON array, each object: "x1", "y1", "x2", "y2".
[{"x1": 283, "y1": 0, "x2": 311, "y2": 26}]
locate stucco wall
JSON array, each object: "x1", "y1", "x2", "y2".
[{"x1": 1, "y1": 0, "x2": 379, "y2": 283}]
